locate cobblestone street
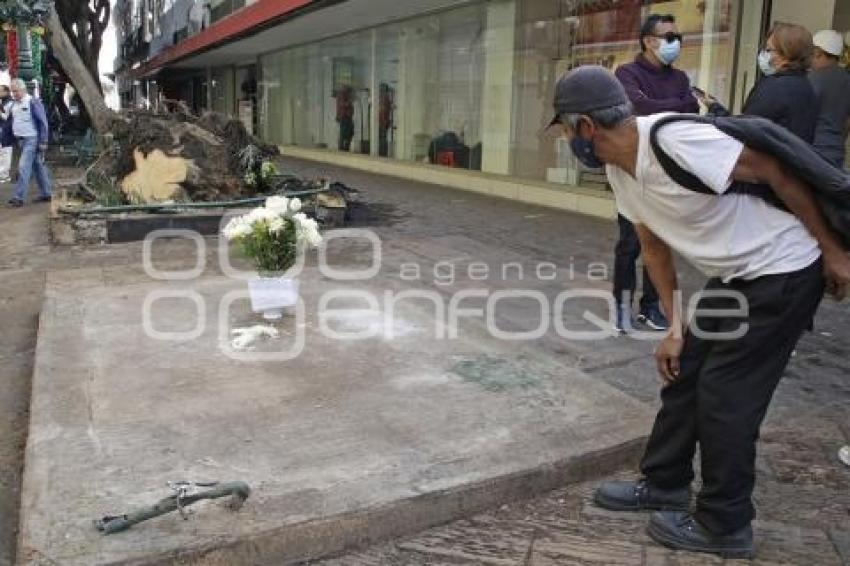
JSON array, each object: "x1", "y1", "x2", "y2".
[{"x1": 1, "y1": 157, "x2": 848, "y2": 565}]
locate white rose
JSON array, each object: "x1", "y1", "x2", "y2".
[
  {"x1": 268, "y1": 216, "x2": 286, "y2": 234},
  {"x1": 248, "y1": 207, "x2": 279, "y2": 226},
  {"x1": 223, "y1": 215, "x2": 251, "y2": 240},
  {"x1": 292, "y1": 213, "x2": 322, "y2": 247},
  {"x1": 265, "y1": 196, "x2": 289, "y2": 215}
]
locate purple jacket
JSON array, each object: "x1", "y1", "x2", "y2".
[{"x1": 615, "y1": 54, "x2": 699, "y2": 116}]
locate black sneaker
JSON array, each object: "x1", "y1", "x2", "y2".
[
  {"x1": 34, "y1": 195, "x2": 52, "y2": 203},
  {"x1": 594, "y1": 479, "x2": 690, "y2": 512},
  {"x1": 637, "y1": 305, "x2": 669, "y2": 331},
  {"x1": 648, "y1": 511, "x2": 755, "y2": 559},
  {"x1": 7, "y1": 198, "x2": 23, "y2": 208}
]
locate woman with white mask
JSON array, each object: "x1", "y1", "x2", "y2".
[{"x1": 698, "y1": 23, "x2": 818, "y2": 143}]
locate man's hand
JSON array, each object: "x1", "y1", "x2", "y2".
[
  {"x1": 822, "y1": 248, "x2": 850, "y2": 300},
  {"x1": 694, "y1": 91, "x2": 717, "y2": 107},
  {"x1": 38, "y1": 143, "x2": 47, "y2": 154},
  {"x1": 655, "y1": 328, "x2": 684, "y2": 385},
  {"x1": 733, "y1": 148, "x2": 850, "y2": 299}
]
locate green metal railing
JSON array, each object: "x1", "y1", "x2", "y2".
[{"x1": 59, "y1": 188, "x2": 330, "y2": 217}]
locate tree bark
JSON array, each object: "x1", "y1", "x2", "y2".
[{"x1": 45, "y1": 7, "x2": 114, "y2": 133}]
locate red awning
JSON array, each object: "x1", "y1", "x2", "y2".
[{"x1": 133, "y1": 0, "x2": 316, "y2": 78}]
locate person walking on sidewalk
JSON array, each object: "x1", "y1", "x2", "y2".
[
  {"x1": 610, "y1": 14, "x2": 698, "y2": 333},
  {"x1": 809, "y1": 29, "x2": 850, "y2": 168},
  {"x1": 3, "y1": 79, "x2": 52, "y2": 207},
  {"x1": 549, "y1": 66, "x2": 850, "y2": 559},
  {"x1": 0, "y1": 84, "x2": 13, "y2": 183}
]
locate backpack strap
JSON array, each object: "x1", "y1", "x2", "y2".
[
  {"x1": 648, "y1": 114, "x2": 787, "y2": 211},
  {"x1": 648, "y1": 114, "x2": 717, "y2": 195}
]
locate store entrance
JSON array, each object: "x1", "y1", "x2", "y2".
[
  {"x1": 768, "y1": 0, "x2": 849, "y2": 38},
  {"x1": 236, "y1": 65, "x2": 258, "y2": 136}
]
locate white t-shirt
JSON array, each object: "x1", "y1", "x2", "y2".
[{"x1": 606, "y1": 114, "x2": 821, "y2": 282}]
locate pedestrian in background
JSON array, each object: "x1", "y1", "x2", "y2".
[
  {"x1": 0, "y1": 84, "x2": 13, "y2": 183},
  {"x1": 698, "y1": 23, "x2": 818, "y2": 143},
  {"x1": 809, "y1": 29, "x2": 850, "y2": 168},
  {"x1": 335, "y1": 85, "x2": 355, "y2": 152},
  {"x1": 609, "y1": 13, "x2": 698, "y2": 333},
  {"x1": 0, "y1": 63, "x2": 10, "y2": 90},
  {"x1": 3, "y1": 79, "x2": 52, "y2": 207}
]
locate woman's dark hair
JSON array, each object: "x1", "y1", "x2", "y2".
[
  {"x1": 640, "y1": 14, "x2": 676, "y2": 52},
  {"x1": 768, "y1": 22, "x2": 814, "y2": 71}
]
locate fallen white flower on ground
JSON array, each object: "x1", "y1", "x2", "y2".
[
  {"x1": 231, "y1": 325, "x2": 280, "y2": 350},
  {"x1": 840, "y1": 445, "x2": 850, "y2": 467}
]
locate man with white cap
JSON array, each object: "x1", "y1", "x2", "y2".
[{"x1": 810, "y1": 30, "x2": 850, "y2": 168}]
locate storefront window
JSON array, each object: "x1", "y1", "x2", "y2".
[
  {"x1": 260, "y1": 0, "x2": 740, "y2": 187},
  {"x1": 262, "y1": 4, "x2": 493, "y2": 168},
  {"x1": 210, "y1": 67, "x2": 235, "y2": 116},
  {"x1": 375, "y1": 27, "x2": 400, "y2": 159},
  {"x1": 261, "y1": 32, "x2": 373, "y2": 152},
  {"x1": 210, "y1": 0, "x2": 245, "y2": 24},
  {"x1": 390, "y1": 5, "x2": 488, "y2": 170},
  {"x1": 513, "y1": 0, "x2": 739, "y2": 184},
  {"x1": 235, "y1": 66, "x2": 258, "y2": 134}
]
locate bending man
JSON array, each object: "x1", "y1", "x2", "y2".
[{"x1": 550, "y1": 66, "x2": 850, "y2": 559}]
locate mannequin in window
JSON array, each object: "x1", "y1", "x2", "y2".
[
  {"x1": 378, "y1": 82, "x2": 394, "y2": 157},
  {"x1": 335, "y1": 85, "x2": 355, "y2": 152}
]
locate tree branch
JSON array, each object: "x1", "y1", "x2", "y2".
[{"x1": 46, "y1": 7, "x2": 114, "y2": 132}]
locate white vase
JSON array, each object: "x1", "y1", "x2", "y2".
[{"x1": 248, "y1": 276, "x2": 300, "y2": 320}]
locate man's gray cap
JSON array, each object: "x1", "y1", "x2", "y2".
[{"x1": 549, "y1": 65, "x2": 628, "y2": 126}]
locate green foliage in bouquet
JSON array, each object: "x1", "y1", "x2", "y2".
[{"x1": 238, "y1": 215, "x2": 298, "y2": 275}]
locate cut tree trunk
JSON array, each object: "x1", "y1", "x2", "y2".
[{"x1": 45, "y1": 8, "x2": 114, "y2": 133}]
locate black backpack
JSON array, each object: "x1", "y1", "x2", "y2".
[{"x1": 648, "y1": 113, "x2": 850, "y2": 247}]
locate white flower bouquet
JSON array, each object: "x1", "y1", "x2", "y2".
[{"x1": 223, "y1": 196, "x2": 323, "y2": 274}]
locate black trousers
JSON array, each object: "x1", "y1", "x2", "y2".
[
  {"x1": 338, "y1": 118, "x2": 354, "y2": 151},
  {"x1": 378, "y1": 128, "x2": 389, "y2": 157},
  {"x1": 614, "y1": 214, "x2": 659, "y2": 311},
  {"x1": 640, "y1": 258, "x2": 824, "y2": 534}
]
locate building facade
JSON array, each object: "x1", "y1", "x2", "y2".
[{"x1": 117, "y1": 0, "x2": 850, "y2": 207}]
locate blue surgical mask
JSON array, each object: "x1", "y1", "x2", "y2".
[
  {"x1": 570, "y1": 136, "x2": 604, "y2": 169},
  {"x1": 758, "y1": 50, "x2": 776, "y2": 76},
  {"x1": 656, "y1": 39, "x2": 681, "y2": 66}
]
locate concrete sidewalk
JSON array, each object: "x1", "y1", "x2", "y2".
[
  {"x1": 9, "y1": 154, "x2": 848, "y2": 565},
  {"x1": 18, "y1": 232, "x2": 655, "y2": 564}
]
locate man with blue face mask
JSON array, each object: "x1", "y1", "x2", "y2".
[
  {"x1": 608, "y1": 14, "x2": 699, "y2": 334},
  {"x1": 549, "y1": 64, "x2": 850, "y2": 560}
]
